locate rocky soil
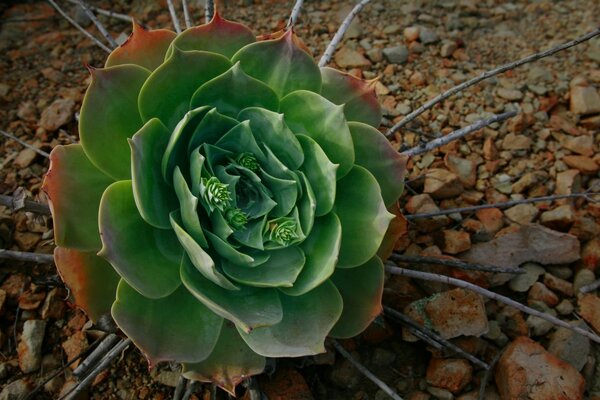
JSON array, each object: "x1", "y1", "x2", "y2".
[{"x1": 1, "y1": 0, "x2": 600, "y2": 399}]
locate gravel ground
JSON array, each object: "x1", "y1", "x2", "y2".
[{"x1": 1, "y1": 0, "x2": 599, "y2": 399}]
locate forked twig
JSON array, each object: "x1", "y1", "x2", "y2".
[
  {"x1": 405, "y1": 192, "x2": 599, "y2": 220},
  {"x1": 182, "y1": 0, "x2": 192, "y2": 28},
  {"x1": 75, "y1": 0, "x2": 118, "y2": 48},
  {"x1": 477, "y1": 350, "x2": 503, "y2": 400},
  {"x1": 384, "y1": 307, "x2": 489, "y2": 369},
  {"x1": 167, "y1": 0, "x2": 182, "y2": 33},
  {"x1": 287, "y1": 0, "x2": 304, "y2": 28},
  {"x1": 318, "y1": 0, "x2": 371, "y2": 67},
  {"x1": 385, "y1": 264, "x2": 600, "y2": 344},
  {"x1": 0, "y1": 129, "x2": 50, "y2": 158},
  {"x1": 390, "y1": 253, "x2": 524, "y2": 274},
  {"x1": 387, "y1": 27, "x2": 600, "y2": 135},
  {"x1": 331, "y1": 340, "x2": 404, "y2": 400},
  {"x1": 65, "y1": 0, "x2": 131, "y2": 23},
  {"x1": 397, "y1": 111, "x2": 517, "y2": 153},
  {"x1": 73, "y1": 334, "x2": 120, "y2": 377},
  {"x1": 0, "y1": 194, "x2": 51, "y2": 215},
  {"x1": 0, "y1": 250, "x2": 54, "y2": 264},
  {"x1": 46, "y1": 0, "x2": 112, "y2": 53}
]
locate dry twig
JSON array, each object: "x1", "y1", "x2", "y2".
[
  {"x1": 391, "y1": 253, "x2": 523, "y2": 274},
  {"x1": 0, "y1": 129, "x2": 50, "y2": 158},
  {"x1": 65, "y1": 0, "x2": 131, "y2": 23},
  {"x1": 398, "y1": 110, "x2": 517, "y2": 154},
  {"x1": 318, "y1": 0, "x2": 371, "y2": 67},
  {"x1": 331, "y1": 340, "x2": 404, "y2": 400},
  {"x1": 477, "y1": 350, "x2": 503, "y2": 400},
  {"x1": 287, "y1": 0, "x2": 304, "y2": 28},
  {"x1": 182, "y1": 0, "x2": 192, "y2": 28},
  {"x1": 73, "y1": 334, "x2": 121, "y2": 377},
  {"x1": 387, "y1": 27, "x2": 600, "y2": 136},
  {"x1": 167, "y1": 0, "x2": 182, "y2": 33},
  {"x1": 205, "y1": 0, "x2": 215, "y2": 23},
  {"x1": 0, "y1": 249, "x2": 54, "y2": 264},
  {"x1": 46, "y1": 0, "x2": 112, "y2": 53},
  {"x1": 75, "y1": 0, "x2": 118, "y2": 48},
  {"x1": 385, "y1": 264, "x2": 600, "y2": 344},
  {"x1": 0, "y1": 194, "x2": 51, "y2": 215}
]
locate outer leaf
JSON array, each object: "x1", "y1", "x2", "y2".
[
  {"x1": 296, "y1": 135, "x2": 337, "y2": 216},
  {"x1": 334, "y1": 166, "x2": 394, "y2": 268},
  {"x1": 349, "y1": 122, "x2": 407, "y2": 207},
  {"x1": 377, "y1": 204, "x2": 408, "y2": 262},
  {"x1": 238, "y1": 108, "x2": 304, "y2": 170},
  {"x1": 54, "y1": 247, "x2": 119, "y2": 322},
  {"x1": 239, "y1": 281, "x2": 342, "y2": 357},
  {"x1": 170, "y1": 213, "x2": 237, "y2": 290},
  {"x1": 190, "y1": 63, "x2": 279, "y2": 118},
  {"x1": 280, "y1": 90, "x2": 354, "y2": 178},
  {"x1": 98, "y1": 181, "x2": 182, "y2": 299},
  {"x1": 187, "y1": 109, "x2": 238, "y2": 153},
  {"x1": 232, "y1": 30, "x2": 321, "y2": 97},
  {"x1": 280, "y1": 212, "x2": 341, "y2": 296},
  {"x1": 112, "y1": 280, "x2": 223, "y2": 365},
  {"x1": 222, "y1": 247, "x2": 305, "y2": 288},
  {"x1": 320, "y1": 67, "x2": 382, "y2": 127},
  {"x1": 182, "y1": 323, "x2": 265, "y2": 396},
  {"x1": 329, "y1": 256, "x2": 384, "y2": 338},
  {"x1": 181, "y1": 257, "x2": 283, "y2": 332},
  {"x1": 169, "y1": 11, "x2": 255, "y2": 59},
  {"x1": 138, "y1": 48, "x2": 231, "y2": 130},
  {"x1": 130, "y1": 118, "x2": 178, "y2": 229},
  {"x1": 80, "y1": 65, "x2": 150, "y2": 180},
  {"x1": 43, "y1": 145, "x2": 113, "y2": 251},
  {"x1": 106, "y1": 23, "x2": 176, "y2": 71}
]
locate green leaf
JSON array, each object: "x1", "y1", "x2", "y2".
[
  {"x1": 181, "y1": 257, "x2": 283, "y2": 332},
  {"x1": 222, "y1": 247, "x2": 305, "y2": 288},
  {"x1": 232, "y1": 30, "x2": 321, "y2": 97},
  {"x1": 162, "y1": 106, "x2": 211, "y2": 182},
  {"x1": 130, "y1": 118, "x2": 178, "y2": 229},
  {"x1": 190, "y1": 63, "x2": 279, "y2": 118},
  {"x1": 80, "y1": 64, "x2": 150, "y2": 180},
  {"x1": 138, "y1": 48, "x2": 231, "y2": 131},
  {"x1": 296, "y1": 135, "x2": 337, "y2": 216},
  {"x1": 106, "y1": 23, "x2": 176, "y2": 71},
  {"x1": 98, "y1": 181, "x2": 182, "y2": 299},
  {"x1": 169, "y1": 12, "x2": 255, "y2": 59},
  {"x1": 238, "y1": 108, "x2": 304, "y2": 170},
  {"x1": 329, "y1": 256, "x2": 384, "y2": 338},
  {"x1": 43, "y1": 145, "x2": 113, "y2": 251},
  {"x1": 54, "y1": 247, "x2": 119, "y2": 323},
  {"x1": 205, "y1": 231, "x2": 266, "y2": 267},
  {"x1": 215, "y1": 121, "x2": 265, "y2": 162},
  {"x1": 348, "y1": 122, "x2": 407, "y2": 207},
  {"x1": 173, "y1": 167, "x2": 208, "y2": 247},
  {"x1": 187, "y1": 108, "x2": 239, "y2": 153},
  {"x1": 170, "y1": 212, "x2": 238, "y2": 290},
  {"x1": 320, "y1": 67, "x2": 382, "y2": 127},
  {"x1": 112, "y1": 280, "x2": 223, "y2": 365},
  {"x1": 182, "y1": 323, "x2": 265, "y2": 396},
  {"x1": 239, "y1": 281, "x2": 342, "y2": 357},
  {"x1": 334, "y1": 166, "x2": 394, "y2": 268},
  {"x1": 189, "y1": 148, "x2": 206, "y2": 196},
  {"x1": 260, "y1": 168, "x2": 297, "y2": 217},
  {"x1": 297, "y1": 171, "x2": 316, "y2": 237},
  {"x1": 232, "y1": 216, "x2": 266, "y2": 250},
  {"x1": 280, "y1": 90, "x2": 354, "y2": 178},
  {"x1": 280, "y1": 212, "x2": 341, "y2": 296}
]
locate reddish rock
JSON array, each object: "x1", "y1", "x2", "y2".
[
  {"x1": 570, "y1": 85, "x2": 600, "y2": 115},
  {"x1": 334, "y1": 47, "x2": 371, "y2": 68},
  {"x1": 405, "y1": 194, "x2": 450, "y2": 233},
  {"x1": 543, "y1": 273, "x2": 574, "y2": 297},
  {"x1": 528, "y1": 282, "x2": 559, "y2": 307},
  {"x1": 434, "y1": 230, "x2": 471, "y2": 254},
  {"x1": 483, "y1": 137, "x2": 498, "y2": 161},
  {"x1": 498, "y1": 307, "x2": 528, "y2": 338},
  {"x1": 540, "y1": 205, "x2": 575, "y2": 231},
  {"x1": 475, "y1": 208, "x2": 504, "y2": 235},
  {"x1": 0, "y1": 273, "x2": 28, "y2": 298},
  {"x1": 18, "y1": 287, "x2": 46, "y2": 310},
  {"x1": 444, "y1": 154, "x2": 476, "y2": 188},
  {"x1": 563, "y1": 135, "x2": 594, "y2": 156},
  {"x1": 14, "y1": 147, "x2": 38, "y2": 169},
  {"x1": 40, "y1": 287, "x2": 67, "y2": 320},
  {"x1": 403, "y1": 26, "x2": 420, "y2": 42},
  {"x1": 555, "y1": 170, "x2": 581, "y2": 196},
  {"x1": 62, "y1": 331, "x2": 88, "y2": 370},
  {"x1": 578, "y1": 294, "x2": 600, "y2": 333},
  {"x1": 504, "y1": 204, "x2": 538, "y2": 224},
  {"x1": 562, "y1": 155, "x2": 599, "y2": 174},
  {"x1": 18, "y1": 320, "x2": 46, "y2": 373},
  {"x1": 569, "y1": 217, "x2": 600, "y2": 241},
  {"x1": 423, "y1": 169, "x2": 464, "y2": 199},
  {"x1": 495, "y1": 336, "x2": 585, "y2": 400},
  {"x1": 502, "y1": 133, "x2": 532, "y2": 150},
  {"x1": 426, "y1": 358, "x2": 472, "y2": 394},
  {"x1": 581, "y1": 238, "x2": 600, "y2": 270},
  {"x1": 39, "y1": 98, "x2": 75, "y2": 131}
]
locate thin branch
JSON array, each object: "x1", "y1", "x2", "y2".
[
  {"x1": 65, "y1": 0, "x2": 131, "y2": 23},
  {"x1": 46, "y1": 0, "x2": 111, "y2": 53},
  {"x1": 0, "y1": 194, "x2": 51, "y2": 215},
  {"x1": 173, "y1": 374, "x2": 188, "y2": 400},
  {"x1": 0, "y1": 250, "x2": 54, "y2": 264},
  {"x1": 405, "y1": 192, "x2": 599, "y2": 220},
  {"x1": 60, "y1": 338, "x2": 132, "y2": 400},
  {"x1": 318, "y1": 0, "x2": 371, "y2": 67},
  {"x1": 205, "y1": 0, "x2": 215, "y2": 24},
  {"x1": 477, "y1": 350, "x2": 503, "y2": 400},
  {"x1": 387, "y1": 27, "x2": 600, "y2": 135},
  {"x1": 385, "y1": 264, "x2": 600, "y2": 344},
  {"x1": 331, "y1": 340, "x2": 404, "y2": 400},
  {"x1": 182, "y1": 0, "x2": 192, "y2": 29},
  {"x1": 390, "y1": 253, "x2": 523, "y2": 274},
  {"x1": 579, "y1": 278, "x2": 600, "y2": 294},
  {"x1": 0, "y1": 129, "x2": 49, "y2": 158},
  {"x1": 398, "y1": 111, "x2": 517, "y2": 154},
  {"x1": 384, "y1": 307, "x2": 489, "y2": 369},
  {"x1": 167, "y1": 0, "x2": 182, "y2": 34},
  {"x1": 75, "y1": 0, "x2": 118, "y2": 48},
  {"x1": 73, "y1": 333, "x2": 120, "y2": 377},
  {"x1": 287, "y1": 0, "x2": 304, "y2": 28}
]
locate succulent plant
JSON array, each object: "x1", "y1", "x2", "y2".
[{"x1": 43, "y1": 10, "x2": 407, "y2": 393}]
